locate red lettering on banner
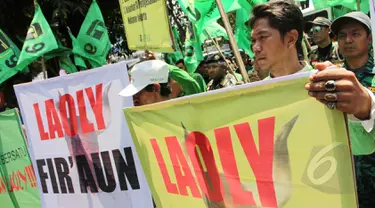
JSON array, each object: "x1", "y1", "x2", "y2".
[
  {"x1": 165, "y1": 136, "x2": 201, "y2": 198},
  {"x1": 215, "y1": 127, "x2": 256, "y2": 205},
  {"x1": 77, "y1": 90, "x2": 95, "y2": 134},
  {"x1": 59, "y1": 94, "x2": 78, "y2": 137},
  {"x1": 86, "y1": 83, "x2": 105, "y2": 130},
  {"x1": 152, "y1": 117, "x2": 278, "y2": 207},
  {"x1": 32, "y1": 84, "x2": 106, "y2": 140},
  {"x1": 34, "y1": 103, "x2": 49, "y2": 140},
  {"x1": 234, "y1": 117, "x2": 277, "y2": 207},
  {"x1": 46, "y1": 99, "x2": 64, "y2": 139},
  {"x1": 186, "y1": 132, "x2": 224, "y2": 202},
  {"x1": 150, "y1": 139, "x2": 178, "y2": 194}
]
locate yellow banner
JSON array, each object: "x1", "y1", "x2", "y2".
[
  {"x1": 119, "y1": 0, "x2": 174, "y2": 52},
  {"x1": 124, "y1": 75, "x2": 357, "y2": 208}
]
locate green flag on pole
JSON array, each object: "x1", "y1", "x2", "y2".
[
  {"x1": 0, "y1": 29, "x2": 28, "y2": 85},
  {"x1": 70, "y1": 0, "x2": 111, "y2": 68},
  {"x1": 200, "y1": 21, "x2": 228, "y2": 41},
  {"x1": 16, "y1": 4, "x2": 58, "y2": 71},
  {"x1": 0, "y1": 109, "x2": 41, "y2": 208},
  {"x1": 313, "y1": 0, "x2": 357, "y2": 10},
  {"x1": 184, "y1": 21, "x2": 204, "y2": 73},
  {"x1": 194, "y1": 0, "x2": 241, "y2": 34}
]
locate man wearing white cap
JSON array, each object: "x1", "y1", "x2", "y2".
[{"x1": 119, "y1": 60, "x2": 172, "y2": 106}]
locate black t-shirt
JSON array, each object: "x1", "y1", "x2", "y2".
[{"x1": 317, "y1": 42, "x2": 332, "y2": 60}]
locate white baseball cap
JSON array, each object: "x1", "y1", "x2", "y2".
[{"x1": 119, "y1": 60, "x2": 169, "y2": 97}]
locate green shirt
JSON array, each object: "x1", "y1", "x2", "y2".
[
  {"x1": 344, "y1": 57, "x2": 375, "y2": 207},
  {"x1": 190, "y1": 73, "x2": 207, "y2": 93},
  {"x1": 344, "y1": 58, "x2": 375, "y2": 155},
  {"x1": 168, "y1": 65, "x2": 202, "y2": 96}
]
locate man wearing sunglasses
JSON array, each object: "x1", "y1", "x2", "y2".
[{"x1": 308, "y1": 17, "x2": 344, "y2": 66}]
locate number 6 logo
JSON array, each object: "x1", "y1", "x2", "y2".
[{"x1": 306, "y1": 143, "x2": 342, "y2": 185}]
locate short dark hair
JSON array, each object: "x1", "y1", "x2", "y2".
[
  {"x1": 144, "y1": 81, "x2": 172, "y2": 97},
  {"x1": 249, "y1": 0, "x2": 304, "y2": 51},
  {"x1": 175, "y1": 59, "x2": 184, "y2": 66}
]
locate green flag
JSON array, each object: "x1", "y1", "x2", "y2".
[
  {"x1": 194, "y1": 0, "x2": 241, "y2": 33},
  {"x1": 17, "y1": 4, "x2": 58, "y2": 71},
  {"x1": 313, "y1": 0, "x2": 357, "y2": 10},
  {"x1": 200, "y1": 22, "x2": 228, "y2": 41},
  {"x1": 0, "y1": 29, "x2": 28, "y2": 85},
  {"x1": 59, "y1": 56, "x2": 78, "y2": 74},
  {"x1": 44, "y1": 41, "x2": 72, "y2": 61},
  {"x1": 234, "y1": 0, "x2": 254, "y2": 58},
  {"x1": 167, "y1": 26, "x2": 184, "y2": 64},
  {"x1": 70, "y1": 0, "x2": 111, "y2": 68},
  {"x1": 0, "y1": 109, "x2": 41, "y2": 208},
  {"x1": 184, "y1": 21, "x2": 204, "y2": 73}
]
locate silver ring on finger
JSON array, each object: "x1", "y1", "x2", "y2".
[
  {"x1": 324, "y1": 80, "x2": 336, "y2": 92},
  {"x1": 324, "y1": 93, "x2": 338, "y2": 102},
  {"x1": 327, "y1": 102, "x2": 337, "y2": 110}
]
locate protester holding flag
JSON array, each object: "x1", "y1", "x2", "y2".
[{"x1": 250, "y1": 3, "x2": 375, "y2": 205}]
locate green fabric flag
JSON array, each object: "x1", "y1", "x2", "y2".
[
  {"x1": 44, "y1": 41, "x2": 72, "y2": 61},
  {"x1": 74, "y1": 55, "x2": 88, "y2": 70},
  {"x1": 200, "y1": 22, "x2": 228, "y2": 41},
  {"x1": 168, "y1": 26, "x2": 184, "y2": 64},
  {"x1": 0, "y1": 109, "x2": 41, "y2": 208},
  {"x1": 59, "y1": 56, "x2": 78, "y2": 74},
  {"x1": 17, "y1": 4, "x2": 58, "y2": 71},
  {"x1": 0, "y1": 29, "x2": 28, "y2": 85},
  {"x1": 235, "y1": 7, "x2": 253, "y2": 57},
  {"x1": 70, "y1": 0, "x2": 111, "y2": 68},
  {"x1": 184, "y1": 21, "x2": 204, "y2": 73},
  {"x1": 194, "y1": 0, "x2": 241, "y2": 34},
  {"x1": 313, "y1": 0, "x2": 357, "y2": 10}
]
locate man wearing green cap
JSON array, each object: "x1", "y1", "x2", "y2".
[{"x1": 308, "y1": 17, "x2": 344, "y2": 66}]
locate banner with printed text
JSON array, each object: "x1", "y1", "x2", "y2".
[
  {"x1": 0, "y1": 108, "x2": 41, "y2": 208},
  {"x1": 14, "y1": 62, "x2": 152, "y2": 208},
  {"x1": 124, "y1": 73, "x2": 357, "y2": 208},
  {"x1": 119, "y1": 0, "x2": 174, "y2": 52}
]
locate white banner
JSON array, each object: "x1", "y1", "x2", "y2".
[{"x1": 14, "y1": 62, "x2": 152, "y2": 208}]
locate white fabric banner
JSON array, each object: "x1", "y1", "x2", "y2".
[{"x1": 14, "y1": 62, "x2": 153, "y2": 208}]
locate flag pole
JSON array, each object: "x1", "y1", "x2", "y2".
[
  {"x1": 33, "y1": 0, "x2": 47, "y2": 79},
  {"x1": 357, "y1": 0, "x2": 361, "y2": 11},
  {"x1": 204, "y1": 29, "x2": 239, "y2": 82},
  {"x1": 215, "y1": 0, "x2": 250, "y2": 83}
]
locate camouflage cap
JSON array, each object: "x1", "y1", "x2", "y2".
[
  {"x1": 331, "y1": 11, "x2": 371, "y2": 35},
  {"x1": 309, "y1": 17, "x2": 332, "y2": 27}
]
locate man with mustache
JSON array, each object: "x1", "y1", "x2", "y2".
[
  {"x1": 250, "y1": 1, "x2": 375, "y2": 207},
  {"x1": 327, "y1": 12, "x2": 375, "y2": 208}
]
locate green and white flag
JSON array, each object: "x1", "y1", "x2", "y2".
[
  {"x1": 70, "y1": 0, "x2": 111, "y2": 68},
  {"x1": 17, "y1": 4, "x2": 58, "y2": 70},
  {"x1": 0, "y1": 29, "x2": 28, "y2": 85},
  {"x1": 0, "y1": 109, "x2": 41, "y2": 208}
]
